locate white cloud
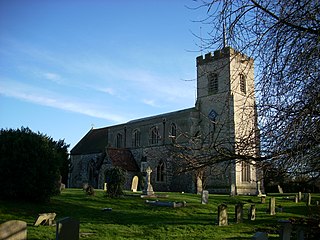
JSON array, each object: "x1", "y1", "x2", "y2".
[
  {"x1": 43, "y1": 72, "x2": 63, "y2": 83},
  {"x1": 142, "y1": 99, "x2": 158, "y2": 107},
  {"x1": 0, "y1": 78, "x2": 126, "y2": 123}
]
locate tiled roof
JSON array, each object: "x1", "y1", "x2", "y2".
[
  {"x1": 70, "y1": 127, "x2": 108, "y2": 155},
  {"x1": 107, "y1": 148, "x2": 139, "y2": 172}
]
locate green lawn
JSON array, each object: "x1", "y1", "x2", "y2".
[{"x1": 0, "y1": 189, "x2": 319, "y2": 239}]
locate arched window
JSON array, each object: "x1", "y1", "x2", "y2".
[
  {"x1": 132, "y1": 129, "x2": 141, "y2": 147},
  {"x1": 171, "y1": 123, "x2": 177, "y2": 137},
  {"x1": 116, "y1": 133, "x2": 123, "y2": 148},
  {"x1": 241, "y1": 161, "x2": 251, "y2": 182},
  {"x1": 156, "y1": 161, "x2": 165, "y2": 182},
  {"x1": 240, "y1": 74, "x2": 246, "y2": 94},
  {"x1": 208, "y1": 72, "x2": 218, "y2": 94},
  {"x1": 150, "y1": 126, "x2": 160, "y2": 145}
]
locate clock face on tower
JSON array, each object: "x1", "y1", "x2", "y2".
[{"x1": 208, "y1": 109, "x2": 218, "y2": 121}]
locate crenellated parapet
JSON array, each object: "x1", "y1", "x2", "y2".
[{"x1": 196, "y1": 47, "x2": 253, "y2": 66}]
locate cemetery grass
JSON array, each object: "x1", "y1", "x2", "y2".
[{"x1": 0, "y1": 190, "x2": 319, "y2": 239}]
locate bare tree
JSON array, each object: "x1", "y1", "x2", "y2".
[{"x1": 182, "y1": 0, "x2": 320, "y2": 186}]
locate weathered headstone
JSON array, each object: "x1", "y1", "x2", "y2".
[
  {"x1": 278, "y1": 220, "x2": 292, "y2": 240},
  {"x1": 56, "y1": 217, "x2": 79, "y2": 240},
  {"x1": 298, "y1": 191, "x2": 302, "y2": 201},
  {"x1": 252, "y1": 232, "x2": 268, "y2": 240},
  {"x1": 218, "y1": 204, "x2": 228, "y2": 226},
  {"x1": 248, "y1": 204, "x2": 256, "y2": 220},
  {"x1": 235, "y1": 203, "x2": 243, "y2": 223},
  {"x1": 131, "y1": 176, "x2": 138, "y2": 192},
  {"x1": 60, "y1": 183, "x2": 66, "y2": 191},
  {"x1": 269, "y1": 197, "x2": 276, "y2": 215},
  {"x1": 201, "y1": 190, "x2": 209, "y2": 204},
  {"x1": 0, "y1": 220, "x2": 27, "y2": 240},
  {"x1": 257, "y1": 181, "x2": 262, "y2": 196},
  {"x1": 278, "y1": 185, "x2": 283, "y2": 194},
  {"x1": 143, "y1": 166, "x2": 154, "y2": 196},
  {"x1": 103, "y1": 182, "x2": 107, "y2": 191},
  {"x1": 307, "y1": 193, "x2": 311, "y2": 206},
  {"x1": 34, "y1": 213, "x2": 56, "y2": 226},
  {"x1": 196, "y1": 176, "x2": 203, "y2": 194},
  {"x1": 261, "y1": 195, "x2": 266, "y2": 204},
  {"x1": 230, "y1": 184, "x2": 236, "y2": 196},
  {"x1": 294, "y1": 194, "x2": 299, "y2": 203}
]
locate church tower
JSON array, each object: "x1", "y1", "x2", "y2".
[{"x1": 195, "y1": 47, "x2": 258, "y2": 194}]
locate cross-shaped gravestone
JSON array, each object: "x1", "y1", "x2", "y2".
[{"x1": 143, "y1": 166, "x2": 154, "y2": 196}]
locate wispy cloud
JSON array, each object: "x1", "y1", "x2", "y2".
[
  {"x1": 142, "y1": 99, "x2": 159, "y2": 107},
  {"x1": 0, "y1": 78, "x2": 126, "y2": 123},
  {"x1": 43, "y1": 72, "x2": 63, "y2": 84},
  {"x1": 0, "y1": 37, "x2": 195, "y2": 122}
]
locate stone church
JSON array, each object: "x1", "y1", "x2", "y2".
[{"x1": 69, "y1": 46, "x2": 259, "y2": 195}]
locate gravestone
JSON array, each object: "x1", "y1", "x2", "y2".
[
  {"x1": 235, "y1": 203, "x2": 243, "y2": 223},
  {"x1": 257, "y1": 181, "x2": 262, "y2": 196},
  {"x1": 278, "y1": 220, "x2": 292, "y2": 240},
  {"x1": 230, "y1": 184, "x2": 236, "y2": 196},
  {"x1": 143, "y1": 166, "x2": 154, "y2": 196},
  {"x1": 307, "y1": 193, "x2": 311, "y2": 206},
  {"x1": 278, "y1": 185, "x2": 283, "y2": 194},
  {"x1": 269, "y1": 197, "x2": 276, "y2": 215},
  {"x1": 248, "y1": 204, "x2": 256, "y2": 220},
  {"x1": 56, "y1": 217, "x2": 79, "y2": 240},
  {"x1": 201, "y1": 190, "x2": 209, "y2": 204},
  {"x1": 34, "y1": 212, "x2": 56, "y2": 226},
  {"x1": 196, "y1": 176, "x2": 203, "y2": 194},
  {"x1": 298, "y1": 191, "x2": 302, "y2": 201},
  {"x1": 131, "y1": 176, "x2": 138, "y2": 192},
  {"x1": 0, "y1": 220, "x2": 27, "y2": 240},
  {"x1": 103, "y1": 182, "x2": 107, "y2": 191},
  {"x1": 218, "y1": 204, "x2": 228, "y2": 226},
  {"x1": 252, "y1": 232, "x2": 268, "y2": 240},
  {"x1": 295, "y1": 194, "x2": 299, "y2": 203},
  {"x1": 261, "y1": 195, "x2": 266, "y2": 204}
]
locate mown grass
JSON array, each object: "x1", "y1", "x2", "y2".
[{"x1": 0, "y1": 189, "x2": 319, "y2": 239}]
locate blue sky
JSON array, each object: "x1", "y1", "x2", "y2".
[{"x1": 0, "y1": 0, "x2": 209, "y2": 149}]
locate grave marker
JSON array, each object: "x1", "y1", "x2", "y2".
[
  {"x1": 269, "y1": 197, "x2": 276, "y2": 215},
  {"x1": 278, "y1": 220, "x2": 292, "y2": 240},
  {"x1": 143, "y1": 166, "x2": 154, "y2": 196},
  {"x1": 230, "y1": 184, "x2": 236, "y2": 196},
  {"x1": 278, "y1": 185, "x2": 283, "y2": 194},
  {"x1": 218, "y1": 204, "x2": 228, "y2": 226},
  {"x1": 0, "y1": 220, "x2": 27, "y2": 240},
  {"x1": 34, "y1": 213, "x2": 56, "y2": 226},
  {"x1": 56, "y1": 217, "x2": 79, "y2": 240},
  {"x1": 235, "y1": 203, "x2": 243, "y2": 223},
  {"x1": 307, "y1": 193, "x2": 311, "y2": 206},
  {"x1": 201, "y1": 190, "x2": 209, "y2": 204},
  {"x1": 257, "y1": 181, "x2": 262, "y2": 196},
  {"x1": 131, "y1": 176, "x2": 138, "y2": 192},
  {"x1": 248, "y1": 204, "x2": 256, "y2": 220},
  {"x1": 298, "y1": 191, "x2": 302, "y2": 201}
]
